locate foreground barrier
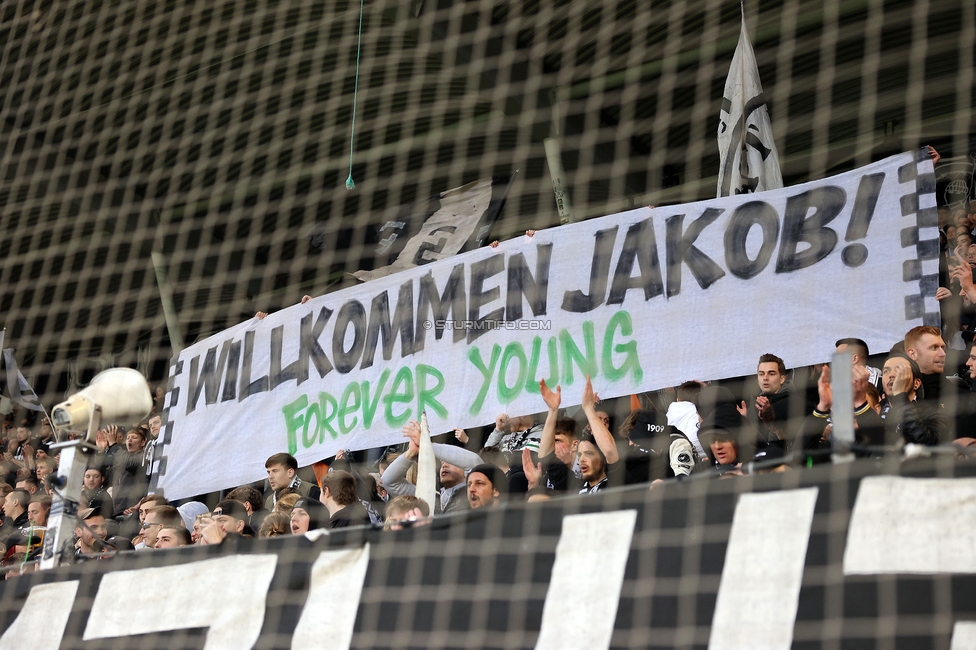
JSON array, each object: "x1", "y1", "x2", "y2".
[{"x1": 2, "y1": 458, "x2": 975, "y2": 649}]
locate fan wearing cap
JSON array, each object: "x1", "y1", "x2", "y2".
[
  {"x1": 882, "y1": 354, "x2": 945, "y2": 446},
  {"x1": 290, "y1": 497, "x2": 329, "y2": 534},
  {"x1": 72, "y1": 506, "x2": 109, "y2": 562},
  {"x1": 466, "y1": 464, "x2": 504, "y2": 509},
  {"x1": 751, "y1": 446, "x2": 788, "y2": 474},
  {"x1": 695, "y1": 387, "x2": 750, "y2": 475},
  {"x1": 201, "y1": 499, "x2": 254, "y2": 544}
]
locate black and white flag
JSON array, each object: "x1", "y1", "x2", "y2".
[
  {"x1": 716, "y1": 12, "x2": 783, "y2": 197},
  {"x1": 3, "y1": 347, "x2": 45, "y2": 412},
  {"x1": 352, "y1": 175, "x2": 514, "y2": 283}
]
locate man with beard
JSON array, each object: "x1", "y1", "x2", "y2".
[
  {"x1": 466, "y1": 464, "x2": 504, "y2": 508},
  {"x1": 535, "y1": 376, "x2": 619, "y2": 494},
  {"x1": 382, "y1": 422, "x2": 481, "y2": 514},
  {"x1": 81, "y1": 465, "x2": 114, "y2": 514},
  {"x1": 904, "y1": 325, "x2": 976, "y2": 439}
]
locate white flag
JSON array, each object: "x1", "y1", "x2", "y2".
[
  {"x1": 717, "y1": 12, "x2": 783, "y2": 197},
  {"x1": 3, "y1": 348, "x2": 45, "y2": 412},
  {"x1": 414, "y1": 411, "x2": 437, "y2": 514}
]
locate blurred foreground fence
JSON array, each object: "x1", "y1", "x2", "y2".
[{"x1": 2, "y1": 457, "x2": 976, "y2": 649}]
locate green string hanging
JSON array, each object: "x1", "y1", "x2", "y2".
[{"x1": 345, "y1": 0, "x2": 366, "y2": 190}]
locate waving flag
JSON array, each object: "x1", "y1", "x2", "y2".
[{"x1": 4, "y1": 348, "x2": 45, "y2": 412}]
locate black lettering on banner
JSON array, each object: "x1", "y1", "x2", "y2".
[
  {"x1": 665, "y1": 209, "x2": 726, "y2": 297},
  {"x1": 269, "y1": 325, "x2": 298, "y2": 390},
  {"x1": 775, "y1": 186, "x2": 846, "y2": 273},
  {"x1": 416, "y1": 264, "x2": 467, "y2": 347},
  {"x1": 561, "y1": 226, "x2": 619, "y2": 312},
  {"x1": 297, "y1": 307, "x2": 333, "y2": 385},
  {"x1": 361, "y1": 281, "x2": 417, "y2": 370},
  {"x1": 332, "y1": 301, "x2": 367, "y2": 374},
  {"x1": 239, "y1": 330, "x2": 269, "y2": 400},
  {"x1": 842, "y1": 173, "x2": 885, "y2": 267},
  {"x1": 506, "y1": 243, "x2": 553, "y2": 320},
  {"x1": 221, "y1": 340, "x2": 240, "y2": 402},
  {"x1": 607, "y1": 218, "x2": 665, "y2": 305},
  {"x1": 412, "y1": 226, "x2": 457, "y2": 265},
  {"x1": 186, "y1": 339, "x2": 231, "y2": 414},
  {"x1": 468, "y1": 254, "x2": 505, "y2": 343},
  {"x1": 724, "y1": 201, "x2": 780, "y2": 279}
]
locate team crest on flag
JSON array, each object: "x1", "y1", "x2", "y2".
[
  {"x1": 352, "y1": 176, "x2": 514, "y2": 283},
  {"x1": 717, "y1": 11, "x2": 783, "y2": 197}
]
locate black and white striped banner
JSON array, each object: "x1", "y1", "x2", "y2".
[{"x1": 6, "y1": 458, "x2": 976, "y2": 649}]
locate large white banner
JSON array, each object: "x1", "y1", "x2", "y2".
[{"x1": 155, "y1": 151, "x2": 938, "y2": 499}]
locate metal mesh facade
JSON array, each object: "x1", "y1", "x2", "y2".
[{"x1": 0, "y1": 0, "x2": 973, "y2": 400}]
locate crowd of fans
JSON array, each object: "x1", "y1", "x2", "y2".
[
  {"x1": 0, "y1": 319, "x2": 973, "y2": 576},
  {"x1": 0, "y1": 158, "x2": 974, "y2": 575}
]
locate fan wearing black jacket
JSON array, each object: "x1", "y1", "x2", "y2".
[{"x1": 882, "y1": 354, "x2": 946, "y2": 446}]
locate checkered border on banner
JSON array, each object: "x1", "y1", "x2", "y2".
[
  {"x1": 148, "y1": 356, "x2": 181, "y2": 491},
  {"x1": 901, "y1": 148, "x2": 942, "y2": 326}
]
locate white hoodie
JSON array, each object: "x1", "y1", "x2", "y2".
[{"x1": 666, "y1": 401, "x2": 706, "y2": 458}]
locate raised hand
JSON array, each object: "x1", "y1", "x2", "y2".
[
  {"x1": 817, "y1": 365, "x2": 832, "y2": 412},
  {"x1": 402, "y1": 420, "x2": 421, "y2": 457},
  {"x1": 494, "y1": 413, "x2": 509, "y2": 432},
  {"x1": 891, "y1": 363, "x2": 914, "y2": 396},
  {"x1": 301, "y1": 295, "x2": 312, "y2": 304},
  {"x1": 540, "y1": 379, "x2": 561, "y2": 411},
  {"x1": 454, "y1": 428, "x2": 469, "y2": 444},
  {"x1": 522, "y1": 448, "x2": 543, "y2": 490},
  {"x1": 581, "y1": 375, "x2": 600, "y2": 412}
]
